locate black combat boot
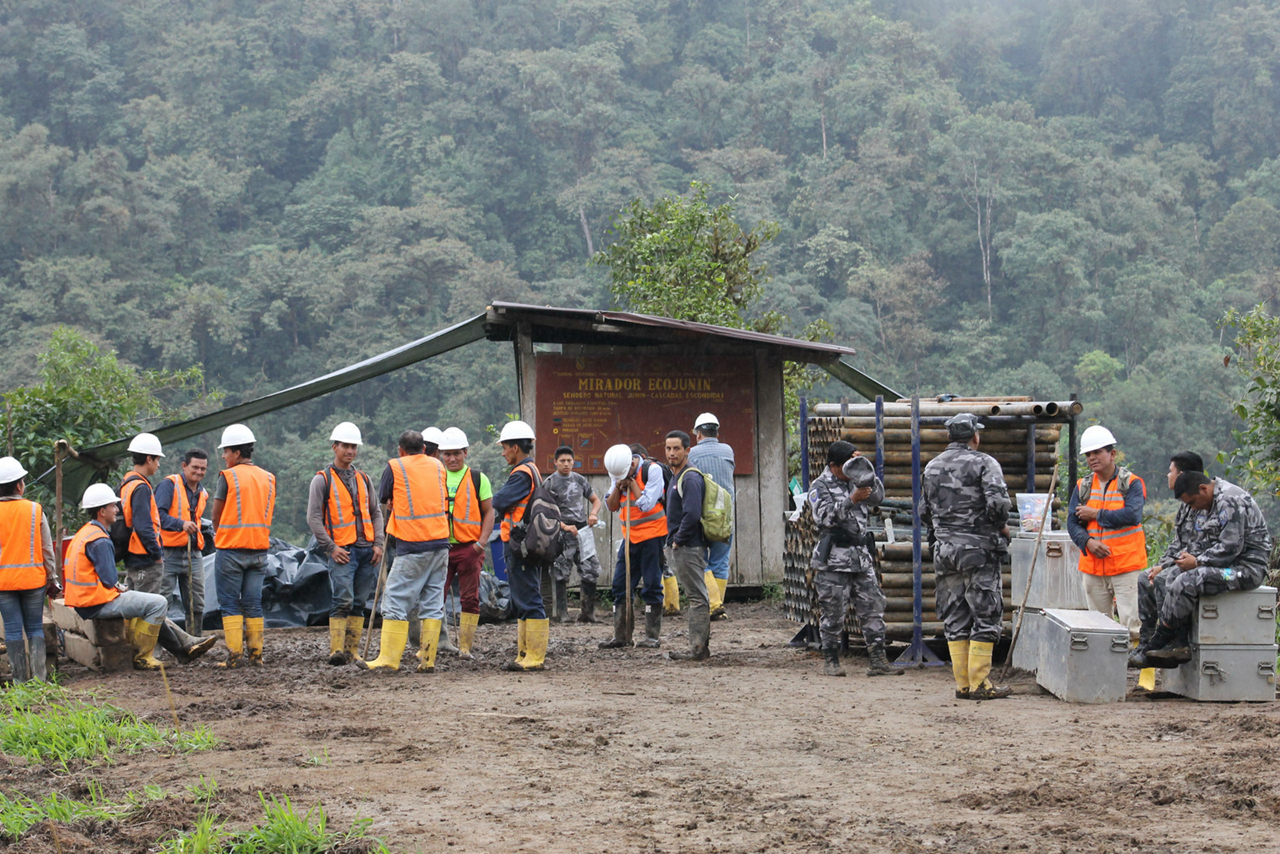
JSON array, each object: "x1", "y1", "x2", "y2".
[
  {"x1": 1141, "y1": 621, "x2": 1192, "y2": 667},
  {"x1": 866, "y1": 643, "x2": 903, "y2": 677},
  {"x1": 635, "y1": 605, "x2": 662, "y2": 648},
  {"x1": 598, "y1": 605, "x2": 631, "y2": 649},
  {"x1": 553, "y1": 579, "x2": 569, "y2": 624},
  {"x1": 578, "y1": 580, "x2": 599, "y2": 623},
  {"x1": 822, "y1": 646, "x2": 846, "y2": 677}
]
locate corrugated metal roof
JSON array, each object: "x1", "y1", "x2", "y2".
[{"x1": 485, "y1": 301, "x2": 857, "y2": 361}]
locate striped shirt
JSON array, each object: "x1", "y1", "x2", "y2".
[{"x1": 688, "y1": 438, "x2": 735, "y2": 498}]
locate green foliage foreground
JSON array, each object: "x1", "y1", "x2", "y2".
[{"x1": 159, "y1": 795, "x2": 389, "y2": 854}]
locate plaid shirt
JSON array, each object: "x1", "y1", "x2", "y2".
[{"x1": 688, "y1": 437, "x2": 735, "y2": 498}]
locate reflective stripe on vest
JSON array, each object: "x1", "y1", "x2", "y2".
[
  {"x1": 500, "y1": 462, "x2": 539, "y2": 543},
  {"x1": 387, "y1": 456, "x2": 449, "y2": 543},
  {"x1": 120, "y1": 473, "x2": 161, "y2": 556},
  {"x1": 621, "y1": 459, "x2": 668, "y2": 543},
  {"x1": 0, "y1": 500, "x2": 44, "y2": 591},
  {"x1": 322, "y1": 467, "x2": 374, "y2": 547},
  {"x1": 63, "y1": 523, "x2": 118, "y2": 608},
  {"x1": 1078, "y1": 472, "x2": 1147, "y2": 577},
  {"x1": 450, "y1": 467, "x2": 483, "y2": 544},
  {"x1": 160, "y1": 474, "x2": 207, "y2": 550},
  {"x1": 216, "y1": 465, "x2": 276, "y2": 550}
]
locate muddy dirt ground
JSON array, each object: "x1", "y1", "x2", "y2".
[{"x1": 10, "y1": 602, "x2": 1280, "y2": 853}]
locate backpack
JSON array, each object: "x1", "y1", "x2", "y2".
[
  {"x1": 109, "y1": 473, "x2": 147, "y2": 561},
  {"x1": 676, "y1": 466, "x2": 734, "y2": 542},
  {"x1": 513, "y1": 464, "x2": 563, "y2": 564},
  {"x1": 637, "y1": 456, "x2": 673, "y2": 505}
]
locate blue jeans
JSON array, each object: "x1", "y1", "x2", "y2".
[
  {"x1": 215, "y1": 549, "x2": 267, "y2": 618},
  {"x1": 380, "y1": 549, "x2": 447, "y2": 622},
  {"x1": 612, "y1": 537, "x2": 664, "y2": 606},
  {"x1": 162, "y1": 547, "x2": 205, "y2": 629},
  {"x1": 329, "y1": 545, "x2": 379, "y2": 618},
  {"x1": 505, "y1": 542, "x2": 546, "y2": 620},
  {"x1": 706, "y1": 535, "x2": 732, "y2": 581},
  {"x1": 0, "y1": 588, "x2": 44, "y2": 642}
]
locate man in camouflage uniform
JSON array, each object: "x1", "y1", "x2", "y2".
[
  {"x1": 808, "y1": 441, "x2": 901, "y2": 678},
  {"x1": 1132, "y1": 470, "x2": 1273, "y2": 667},
  {"x1": 921, "y1": 413, "x2": 1013, "y2": 700}
]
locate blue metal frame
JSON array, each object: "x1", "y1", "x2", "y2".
[{"x1": 894, "y1": 394, "x2": 945, "y2": 668}]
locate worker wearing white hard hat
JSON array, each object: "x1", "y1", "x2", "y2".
[
  {"x1": 1066, "y1": 424, "x2": 1147, "y2": 641},
  {"x1": 491, "y1": 419, "x2": 551, "y2": 671},
  {"x1": 688, "y1": 412, "x2": 736, "y2": 621},
  {"x1": 599, "y1": 442, "x2": 670, "y2": 651},
  {"x1": 0, "y1": 456, "x2": 57, "y2": 682},
  {"x1": 308, "y1": 422, "x2": 384, "y2": 666},
  {"x1": 437, "y1": 427, "x2": 495, "y2": 659},
  {"x1": 361, "y1": 429, "x2": 452, "y2": 673},
  {"x1": 65, "y1": 484, "x2": 216, "y2": 670},
  {"x1": 211, "y1": 423, "x2": 277, "y2": 668},
  {"x1": 422, "y1": 427, "x2": 445, "y2": 457}
]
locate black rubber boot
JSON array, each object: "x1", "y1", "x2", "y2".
[
  {"x1": 866, "y1": 644, "x2": 903, "y2": 677},
  {"x1": 29, "y1": 635, "x2": 47, "y2": 682},
  {"x1": 635, "y1": 606, "x2": 662, "y2": 648},
  {"x1": 6, "y1": 641, "x2": 30, "y2": 683},
  {"x1": 822, "y1": 646, "x2": 846, "y2": 677},
  {"x1": 670, "y1": 606, "x2": 710, "y2": 661},
  {"x1": 161, "y1": 620, "x2": 218, "y2": 664},
  {"x1": 1143, "y1": 622, "x2": 1192, "y2": 667},
  {"x1": 598, "y1": 605, "x2": 631, "y2": 649},
  {"x1": 553, "y1": 579, "x2": 569, "y2": 624},
  {"x1": 578, "y1": 581, "x2": 599, "y2": 623}
]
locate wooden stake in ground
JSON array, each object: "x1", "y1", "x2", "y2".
[
  {"x1": 186, "y1": 540, "x2": 197, "y2": 638},
  {"x1": 361, "y1": 540, "x2": 394, "y2": 661},
  {"x1": 158, "y1": 662, "x2": 181, "y2": 731},
  {"x1": 1000, "y1": 468, "x2": 1059, "y2": 681}
]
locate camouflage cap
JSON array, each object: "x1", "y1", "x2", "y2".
[
  {"x1": 945, "y1": 412, "x2": 985, "y2": 440},
  {"x1": 841, "y1": 454, "x2": 877, "y2": 488}
]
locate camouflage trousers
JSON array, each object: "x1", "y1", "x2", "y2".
[
  {"x1": 816, "y1": 569, "x2": 887, "y2": 650},
  {"x1": 1137, "y1": 566, "x2": 1177, "y2": 644},
  {"x1": 1159, "y1": 563, "x2": 1268, "y2": 628},
  {"x1": 551, "y1": 527, "x2": 602, "y2": 584},
  {"x1": 933, "y1": 542, "x2": 1004, "y2": 643}
]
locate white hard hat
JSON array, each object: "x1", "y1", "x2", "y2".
[
  {"x1": 0, "y1": 456, "x2": 28, "y2": 484},
  {"x1": 127, "y1": 433, "x2": 165, "y2": 458},
  {"x1": 217, "y1": 424, "x2": 256, "y2": 449},
  {"x1": 329, "y1": 421, "x2": 363, "y2": 445},
  {"x1": 604, "y1": 444, "x2": 634, "y2": 479},
  {"x1": 437, "y1": 427, "x2": 469, "y2": 451},
  {"x1": 81, "y1": 483, "x2": 120, "y2": 510},
  {"x1": 497, "y1": 420, "x2": 536, "y2": 443},
  {"x1": 1080, "y1": 425, "x2": 1118, "y2": 454},
  {"x1": 422, "y1": 426, "x2": 445, "y2": 446},
  {"x1": 694, "y1": 412, "x2": 719, "y2": 429}
]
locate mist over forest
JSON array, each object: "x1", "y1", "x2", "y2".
[{"x1": 1, "y1": 0, "x2": 1276, "y2": 537}]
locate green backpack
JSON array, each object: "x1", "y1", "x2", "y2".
[{"x1": 676, "y1": 466, "x2": 734, "y2": 542}]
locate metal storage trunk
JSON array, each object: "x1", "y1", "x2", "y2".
[
  {"x1": 1036, "y1": 608, "x2": 1130, "y2": 704},
  {"x1": 1011, "y1": 533, "x2": 1087, "y2": 610},
  {"x1": 1192, "y1": 586, "x2": 1278, "y2": 646},
  {"x1": 1163, "y1": 644, "x2": 1277, "y2": 702},
  {"x1": 1011, "y1": 607, "x2": 1043, "y2": 672}
]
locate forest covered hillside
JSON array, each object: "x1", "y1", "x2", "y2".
[{"x1": 1, "y1": 0, "x2": 1276, "y2": 537}]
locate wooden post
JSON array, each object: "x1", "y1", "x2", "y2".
[{"x1": 54, "y1": 441, "x2": 65, "y2": 579}]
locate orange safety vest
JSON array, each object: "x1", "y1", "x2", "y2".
[
  {"x1": 450, "y1": 467, "x2": 484, "y2": 544},
  {"x1": 120, "y1": 473, "x2": 161, "y2": 556},
  {"x1": 620, "y1": 458, "x2": 668, "y2": 544},
  {"x1": 63, "y1": 522, "x2": 118, "y2": 608},
  {"x1": 216, "y1": 464, "x2": 276, "y2": 550},
  {"x1": 160, "y1": 474, "x2": 208, "y2": 550},
  {"x1": 500, "y1": 461, "x2": 539, "y2": 543},
  {"x1": 320, "y1": 466, "x2": 375, "y2": 547},
  {"x1": 0, "y1": 499, "x2": 45, "y2": 591},
  {"x1": 386, "y1": 455, "x2": 449, "y2": 543},
  {"x1": 1077, "y1": 470, "x2": 1147, "y2": 577}
]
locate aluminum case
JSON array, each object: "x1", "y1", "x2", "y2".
[
  {"x1": 1036, "y1": 608, "x2": 1130, "y2": 704},
  {"x1": 1162, "y1": 644, "x2": 1277, "y2": 702},
  {"x1": 1011, "y1": 532, "x2": 1087, "y2": 611},
  {"x1": 1192, "y1": 586, "x2": 1278, "y2": 646}
]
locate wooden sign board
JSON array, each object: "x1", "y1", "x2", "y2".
[{"x1": 535, "y1": 354, "x2": 756, "y2": 474}]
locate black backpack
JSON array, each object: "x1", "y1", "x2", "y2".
[
  {"x1": 513, "y1": 464, "x2": 563, "y2": 564},
  {"x1": 638, "y1": 456, "x2": 673, "y2": 505},
  {"x1": 109, "y1": 473, "x2": 147, "y2": 562}
]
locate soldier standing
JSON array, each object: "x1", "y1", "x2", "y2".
[
  {"x1": 808, "y1": 441, "x2": 900, "y2": 678},
  {"x1": 921, "y1": 413, "x2": 1013, "y2": 700}
]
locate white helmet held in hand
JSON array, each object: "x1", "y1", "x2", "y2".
[
  {"x1": 437, "y1": 427, "x2": 469, "y2": 451},
  {"x1": 330, "y1": 421, "x2": 363, "y2": 445},
  {"x1": 81, "y1": 483, "x2": 120, "y2": 510},
  {"x1": 218, "y1": 424, "x2": 256, "y2": 449},
  {"x1": 604, "y1": 444, "x2": 634, "y2": 479},
  {"x1": 497, "y1": 420, "x2": 536, "y2": 443},
  {"x1": 422, "y1": 426, "x2": 445, "y2": 446},
  {"x1": 1080, "y1": 425, "x2": 1118, "y2": 454},
  {"x1": 0, "y1": 456, "x2": 28, "y2": 485},
  {"x1": 127, "y1": 433, "x2": 165, "y2": 457}
]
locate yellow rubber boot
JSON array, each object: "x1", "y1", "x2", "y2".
[
  {"x1": 132, "y1": 621, "x2": 163, "y2": 671},
  {"x1": 219, "y1": 615, "x2": 244, "y2": 669},
  {"x1": 663, "y1": 576, "x2": 682, "y2": 616},
  {"x1": 361, "y1": 620, "x2": 409, "y2": 671},
  {"x1": 706, "y1": 570, "x2": 725, "y2": 619},
  {"x1": 967, "y1": 641, "x2": 1011, "y2": 700},
  {"x1": 948, "y1": 640, "x2": 971, "y2": 699},
  {"x1": 344, "y1": 616, "x2": 365, "y2": 663},
  {"x1": 458, "y1": 612, "x2": 479, "y2": 660},
  {"x1": 1138, "y1": 668, "x2": 1157, "y2": 691},
  {"x1": 520, "y1": 619, "x2": 548, "y2": 671},
  {"x1": 328, "y1": 619, "x2": 348, "y2": 665},
  {"x1": 416, "y1": 618, "x2": 442, "y2": 673},
  {"x1": 245, "y1": 617, "x2": 265, "y2": 666},
  {"x1": 515, "y1": 619, "x2": 527, "y2": 663}
]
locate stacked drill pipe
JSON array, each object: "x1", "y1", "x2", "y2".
[{"x1": 784, "y1": 398, "x2": 1076, "y2": 641}]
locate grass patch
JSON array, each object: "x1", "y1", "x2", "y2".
[
  {"x1": 159, "y1": 795, "x2": 389, "y2": 854},
  {"x1": 0, "y1": 680, "x2": 218, "y2": 766},
  {"x1": 0, "y1": 781, "x2": 132, "y2": 838},
  {"x1": 761, "y1": 582, "x2": 784, "y2": 604}
]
